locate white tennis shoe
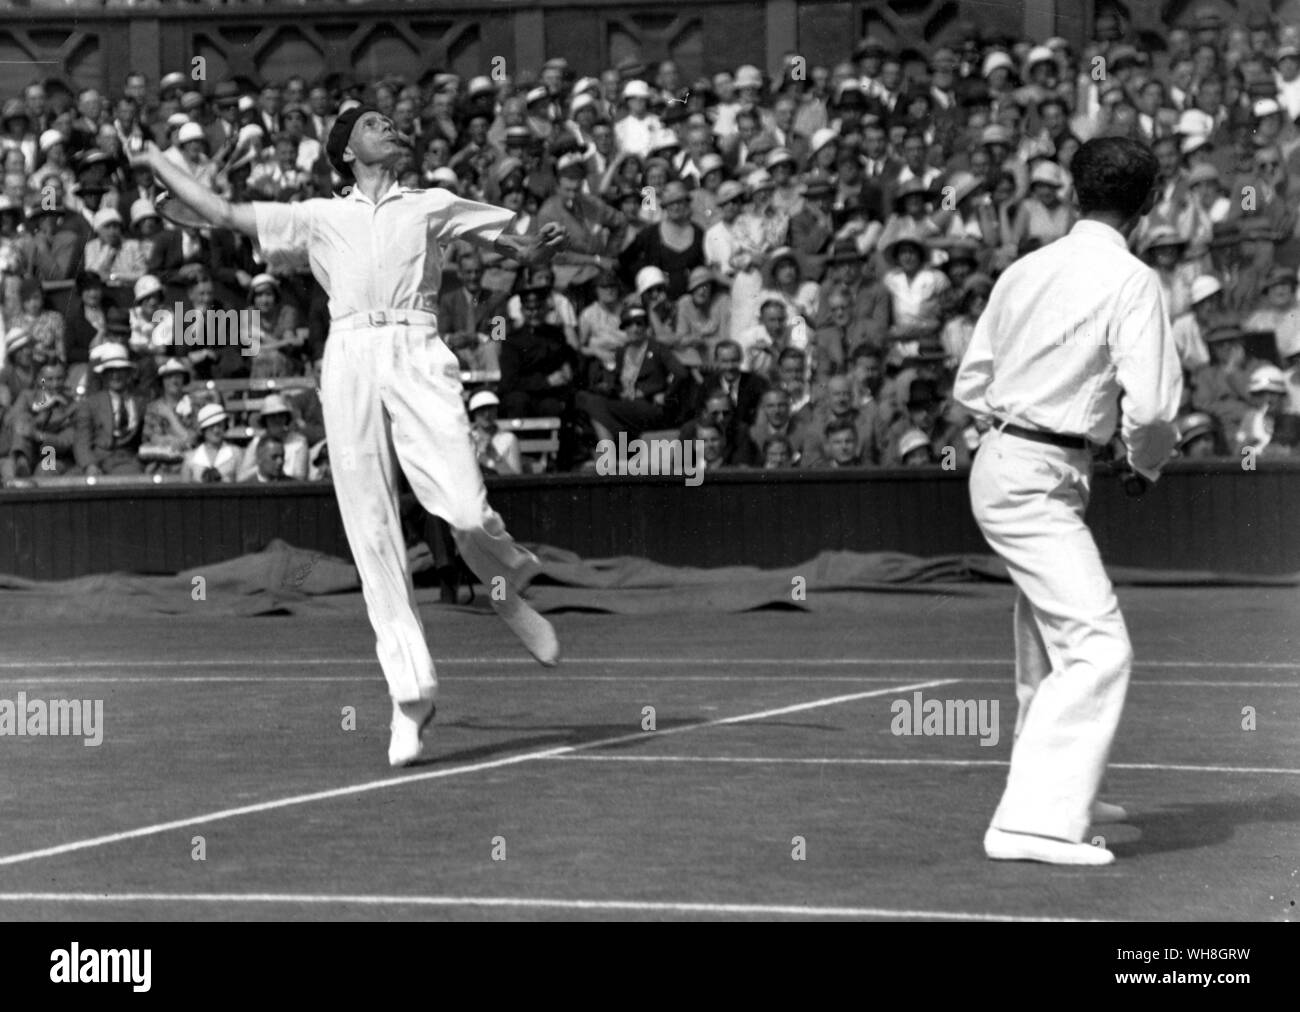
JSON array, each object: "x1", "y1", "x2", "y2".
[
  {"x1": 388, "y1": 697, "x2": 437, "y2": 768},
  {"x1": 492, "y1": 591, "x2": 560, "y2": 667},
  {"x1": 1090, "y1": 800, "x2": 1128, "y2": 824},
  {"x1": 984, "y1": 827, "x2": 1116, "y2": 866}
]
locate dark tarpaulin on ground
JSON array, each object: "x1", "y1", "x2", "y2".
[{"x1": 0, "y1": 539, "x2": 1295, "y2": 622}]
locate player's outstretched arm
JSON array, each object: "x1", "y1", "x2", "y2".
[
  {"x1": 131, "y1": 146, "x2": 259, "y2": 239},
  {"x1": 491, "y1": 222, "x2": 569, "y2": 268}
]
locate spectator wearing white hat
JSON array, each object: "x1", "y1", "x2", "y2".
[
  {"x1": 181, "y1": 402, "x2": 242, "y2": 482},
  {"x1": 128, "y1": 273, "x2": 168, "y2": 355},
  {"x1": 140, "y1": 357, "x2": 196, "y2": 475},
  {"x1": 466, "y1": 390, "x2": 522, "y2": 476},
  {"x1": 1007, "y1": 160, "x2": 1076, "y2": 252},
  {"x1": 732, "y1": 64, "x2": 777, "y2": 134},
  {"x1": 163, "y1": 120, "x2": 217, "y2": 188},
  {"x1": 897, "y1": 425, "x2": 937, "y2": 466},
  {"x1": 1179, "y1": 162, "x2": 1228, "y2": 258},
  {"x1": 0, "y1": 326, "x2": 36, "y2": 410},
  {"x1": 614, "y1": 79, "x2": 665, "y2": 159},
  {"x1": 128, "y1": 195, "x2": 164, "y2": 251},
  {"x1": 1235, "y1": 363, "x2": 1292, "y2": 454},
  {"x1": 1243, "y1": 266, "x2": 1300, "y2": 361},
  {"x1": 630, "y1": 265, "x2": 679, "y2": 348},
  {"x1": 1276, "y1": 44, "x2": 1300, "y2": 122},
  {"x1": 83, "y1": 206, "x2": 148, "y2": 290},
  {"x1": 73, "y1": 342, "x2": 145, "y2": 476},
  {"x1": 245, "y1": 273, "x2": 304, "y2": 379},
  {"x1": 1174, "y1": 410, "x2": 1221, "y2": 458},
  {"x1": 702, "y1": 179, "x2": 747, "y2": 285},
  {"x1": 31, "y1": 128, "x2": 74, "y2": 194},
  {"x1": 730, "y1": 169, "x2": 790, "y2": 340},
  {"x1": 1169, "y1": 274, "x2": 1219, "y2": 372},
  {"x1": 236, "y1": 392, "x2": 308, "y2": 481},
  {"x1": 1140, "y1": 226, "x2": 1195, "y2": 318},
  {"x1": 675, "y1": 266, "x2": 732, "y2": 360},
  {"x1": 6, "y1": 276, "x2": 64, "y2": 370}
]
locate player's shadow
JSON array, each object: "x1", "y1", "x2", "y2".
[
  {"x1": 403, "y1": 716, "x2": 703, "y2": 768},
  {"x1": 1111, "y1": 792, "x2": 1300, "y2": 859}
]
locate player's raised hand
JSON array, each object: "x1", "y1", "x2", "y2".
[
  {"x1": 127, "y1": 141, "x2": 160, "y2": 173},
  {"x1": 537, "y1": 222, "x2": 569, "y2": 251},
  {"x1": 498, "y1": 222, "x2": 569, "y2": 267}
]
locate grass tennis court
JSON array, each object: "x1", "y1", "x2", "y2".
[{"x1": 0, "y1": 584, "x2": 1296, "y2": 921}]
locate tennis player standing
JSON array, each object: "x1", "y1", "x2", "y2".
[
  {"x1": 954, "y1": 137, "x2": 1181, "y2": 865},
  {"x1": 135, "y1": 106, "x2": 568, "y2": 767}
]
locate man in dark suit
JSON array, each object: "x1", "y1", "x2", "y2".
[
  {"x1": 437, "y1": 252, "x2": 511, "y2": 372},
  {"x1": 859, "y1": 122, "x2": 903, "y2": 182},
  {"x1": 680, "y1": 389, "x2": 759, "y2": 466},
  {"x1": 748, "y1": 386, "x2": 813, "y2": 464},
  {"x1": 576, "y1": 304, "x2": 692, "y2": 441},
  {"x1": 73, "y1": 343, "x2": 146, "y2": 476},
  {"x1": 498, "y1": 275, "x2": 582, "y2": 468},
  {"x1": 498, "y1": 277, "x2": 579, "y2": 419},
  {"x1": 147, "y1": 223, "x2": 253, "y2": 306},
  {"x1": 700, "y1": 339, "x2": 767, "y2": 425}
]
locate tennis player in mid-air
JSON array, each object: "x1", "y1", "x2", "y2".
[{"x1": 135, "y1": 106, "x2": 569, "y2": 767}]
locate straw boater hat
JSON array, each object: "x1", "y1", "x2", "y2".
[
  {"x1": 634, "y1": 266, "x2": 669, "y2": 296},
  {"x1": 883, "y1": 220, "x2": 932, "y2": 262},
  {"x1": 762, "y1": 246, "x2": 801, "y2": 286},
  {"x1": 196, "y1": 403, "x2": 229, "y2": 431},
  {"x1": 1177, "y1": 412, "x2": 1215, "y2": 448},
  {"x1": 92, "y1": 342, "x2": 134, "y2": 373},
  {"x1": 467, "y1": 390, "x2": 500, "y2": 415},
  {"x1": 1140, "y1": 226, "x2": 1188, "y2": 256},
  {"x1": 259, "y1": 394, "x2": 292, "y2": 419}
]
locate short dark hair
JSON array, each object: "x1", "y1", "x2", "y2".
[
  {"x1": 849, "y1": 342, "x2": 882, "y2": 364},
  {"x1": 75, "y1": 270, "x2": 104, "y2": 293},
  {"x1": 1071, "y1": 136, "x2": 1158, "y2": 219}
]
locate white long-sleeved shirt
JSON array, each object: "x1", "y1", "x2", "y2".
[
  {"x1": 954, "y1": 219, "x2": 1182, "y2": 481},
  {"x1": 253, "y1": 184, "x2": 513, "y2": 320}
]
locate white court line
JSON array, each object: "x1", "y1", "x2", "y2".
[
  {"x1": 0, "y1": 678, "x2": 955, "y2": 869},
  {"x1": 0, "y1": 656, "x2": 1297, "y2": 670},
  {"x1": 0, "y1": 892, "x2": 1099, "y2": 922},
  {"x1": 550, "y1": 755, "x2": 1300, "y2": 776},
  {"x1": 0, "y1": 675, "x2": 1292, "y2": 689}
]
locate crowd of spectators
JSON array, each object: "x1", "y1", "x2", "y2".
[{"x1": 2, "y1": 4, "x2": 1300, "y2": 486}]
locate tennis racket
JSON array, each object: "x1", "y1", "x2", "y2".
[{"x1": 154, "y1": 191, "x2": 212, "y2": 229}]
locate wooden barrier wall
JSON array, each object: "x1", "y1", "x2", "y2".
[{"x1": 1, "y1": 460, "x2": 1296, "y2": 580}]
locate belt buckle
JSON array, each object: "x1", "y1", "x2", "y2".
[{"x1": 368, "y1": 310, "x2": 387, "y2": 327}]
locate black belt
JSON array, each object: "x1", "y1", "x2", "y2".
[{"x1": 994, "y1": 419, "x2": 1089, "y2": 451}]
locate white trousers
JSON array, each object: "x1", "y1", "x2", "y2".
[
  {"x1": 321, "y1": 323, "x2": 541, "y2": 705},
  {"x1": 969, "y1": 428, "x2": 1133, "y2": 842}
]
